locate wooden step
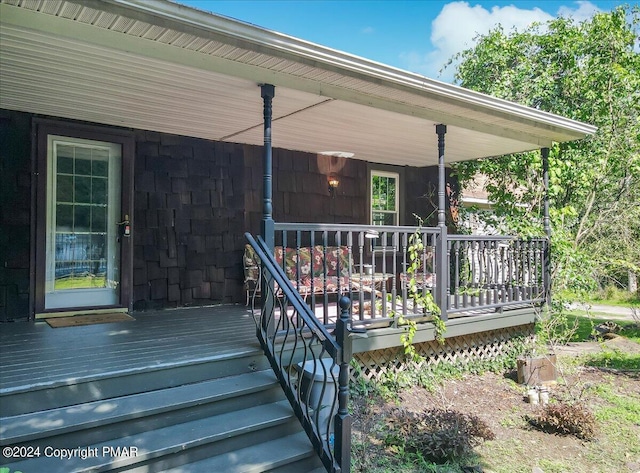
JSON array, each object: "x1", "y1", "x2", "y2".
[
  {"x1": 158, "y1": 431, "x2": 323, "y2": 473},
  {"x1": 2, "y1": 400, "x2": 303, "y2": 473},
  {"x1": 1, "y1": 370, "x2": 281, "y2": 447},
  {"x1": 0, "y1": 349, "x2": 271, "y2": 417}
]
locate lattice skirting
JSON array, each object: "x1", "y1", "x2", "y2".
[{"x1": 352, "y1": 323, "x2": 536, "y2": 381}]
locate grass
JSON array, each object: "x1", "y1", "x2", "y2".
[
  {"x1": 588, "y1": 296, "x2": 640, "y2": 307},
  {"x1": 54, "y1": 275, "x2": 106, "y2": 290},
  {"x1": 552, "y1": 312, "x2": 640, "y2": 342},
  {"x1": 536, "y1": 459, "x2": 575, "y2": 473},
  {"x1": 589, "y1": 382, "x2": 640, "y2": 424},
  {"x1": 590, "y1": 285, "x2": 640, "y2": 307},
  {"x1": 625, "y1": 329, "x2": 640, "y2": 344},
  {"x1": 498, "y1": 410, "x2": 525, "y2": 429},
  {"x1": 477, "y1": 371, "x2": 640, "y2": 473},
  {"x1": 583, "y1": 350, "x2": 640, "y2": 370},
  {"x1": 518, "y1": 317, "x2": 640, "y2": 470},
  {"x1": 353, "y1": 371, "x2": 640, "y2": 473},
  {"x1": 586, "y1": 381, "x2": 640, "y2": 467},
  {"x1": 561, "y1": 285, "x2": 640, "y2": 307},
  {"x1": 477, "y1": 438, "x2": 527, "y2": 473}
]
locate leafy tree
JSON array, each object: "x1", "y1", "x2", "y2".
[{"x1": 450, "y1": 6, "x2": 640, "y2": 297}]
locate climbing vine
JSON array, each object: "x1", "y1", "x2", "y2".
[{"x1": 392, "y1": 218, "x2": 444, "y2": 362}]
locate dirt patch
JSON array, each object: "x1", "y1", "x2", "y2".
[
  {"x1": 603, "y1": 335, "x2": 640, "y2": 354},
  {"x1": 352, "y1": 342, "x2": 640, "y2": 473}
]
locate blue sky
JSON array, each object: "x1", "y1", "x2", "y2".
[{"x1": 180, "y1": 1, "x2": 627, "y2": 82}]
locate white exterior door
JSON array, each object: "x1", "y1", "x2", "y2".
[{"x1": 44, "y1": 135, "x2": 122, "y2": 309}]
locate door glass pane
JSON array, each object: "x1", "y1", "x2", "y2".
[
  {"x1": 56, "y1": 175, "x2": 73, "y2": 202},
  {"x1": 92, "y1": 177, "x2": 107, "y2": 203},
  {"x1": 46, "y1": 136, "x2": 121, "y2": 308},
  {"x1": 57, "y1": 156, "x2": 74, "y2": 174},
  {"x1": 74, "y1": 176, "x2": 91, "y2": 204},
  {"x1": 56, "y1": 204, "x2": 73, "y2": 230},
  {"x1": 92, "y1": 206, "x2": 107, "y2": 232},
  {"x1": 92, "y1": 151, "x2": 109, "y2": 176},
  {"x1": 75, "y1": 148, "x2": 92, "y2": 174},
  {"x1": 73, "y1": 205, "x2": 91, "y2": 233}
]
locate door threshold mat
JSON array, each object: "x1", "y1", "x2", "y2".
[{"x1": 45, "y1": 312, "x2": 134, "y2": 328}]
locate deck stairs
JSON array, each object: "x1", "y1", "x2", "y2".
[{"x1": 0, "y1": 347, "x2": 324, "y2": 472}]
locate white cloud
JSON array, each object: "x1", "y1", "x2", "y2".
[
  {"x1": 558, "y1": 1, "x2": 601, "y2": 21},
  {"x1": 402, "y1": 1, "x2": 601, "y2": 83},
  {"x1": 361, "y1": 26, "x2": 375, "y2": 34}
]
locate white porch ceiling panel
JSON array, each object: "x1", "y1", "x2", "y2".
[
  {"x1": 0, "y1": 0, "x2": 596, "y2": 166},
  {"x1": 235, "y1": 100, "x2": 539, "y2": 166},
  {"x1": 0, "y1": 25, "x2": 327, "y2": 145}
]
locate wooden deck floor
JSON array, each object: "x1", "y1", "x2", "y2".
[
  {"x1": 0, "y1": 301, "x2": 538, "y2": 397},
  {"x1": 0, "y1": 305, "x2": 260, "y2": 395}
]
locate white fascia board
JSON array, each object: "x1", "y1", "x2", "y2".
[{"x1": 106, "y1": 0, "x2": 598, "y2": 141}]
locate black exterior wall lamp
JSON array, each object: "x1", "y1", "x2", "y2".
[
  {"x1": 320, "y1": 150, "x2": 353, "y2": 198},
  {"x1": 328, "y1": 174, "x2": 340, "y2": 197}
]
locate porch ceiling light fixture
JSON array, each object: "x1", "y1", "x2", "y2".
[
  {"x1": 319, "y1": 151, "x2": 355, "y2": 158},
  {"x1": 328, "y1": 174, "x2": 340, "y2": 197}
]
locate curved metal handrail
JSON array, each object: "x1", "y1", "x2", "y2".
[{"x1": 245, "y1": 232, "x2": 354, "y2": 473}]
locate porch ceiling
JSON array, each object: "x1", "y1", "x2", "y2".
[{"x1": 0, "y1": 0, "x2": 596, "y2": 166}]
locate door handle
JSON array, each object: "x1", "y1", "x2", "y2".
[{"x1": 117, "y1": 215, "x2": 131, "y2": 238}]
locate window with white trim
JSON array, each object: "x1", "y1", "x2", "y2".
[{"x1": 370, "y1": 171, "x2": 399, "y2": 226}]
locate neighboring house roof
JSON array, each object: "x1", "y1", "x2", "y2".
[{"x1": 0, "y1": 0, "x2": 597, "y2": 166}]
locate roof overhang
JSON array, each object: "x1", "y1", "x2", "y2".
[{"x1": 0, "y1": 0, "x2": 597, "y2": 166}]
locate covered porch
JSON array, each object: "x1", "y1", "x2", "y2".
[
  {"x1": 0, "y1": 0, "x2": 595, "y2": 321},
  {"x1": 0, "y1": 1, "x2": 597, "y2": 471},
  {"x1": 0, "y1": 304, "x2": 531, "y2": 408}
]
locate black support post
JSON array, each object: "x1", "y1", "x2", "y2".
[
  {"x1": 334, "y1": 296, "x2": 352, "y2": 473},
  {"x1": 261, "y1": 84, "x2": 275, "y2": 250},
  {"x1": 260, "y1": 84, "x2": 276, "y2": 337},
  {"x1": 435, "y1": 124, "x2": 448, "y2": 321}
]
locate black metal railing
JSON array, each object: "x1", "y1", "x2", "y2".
[
  {"x1": 272, "y1": 223, "x2": 441, "y2": 328},
  {"x1": 245, "y1": 223, "x2": 550, "y2": 330},
  {"x1": 447, "y1": 235, "x2": 548, "y2": 313},
  {"x1": 246, "y1": 232, "x2": 357, "y2": 473}
]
